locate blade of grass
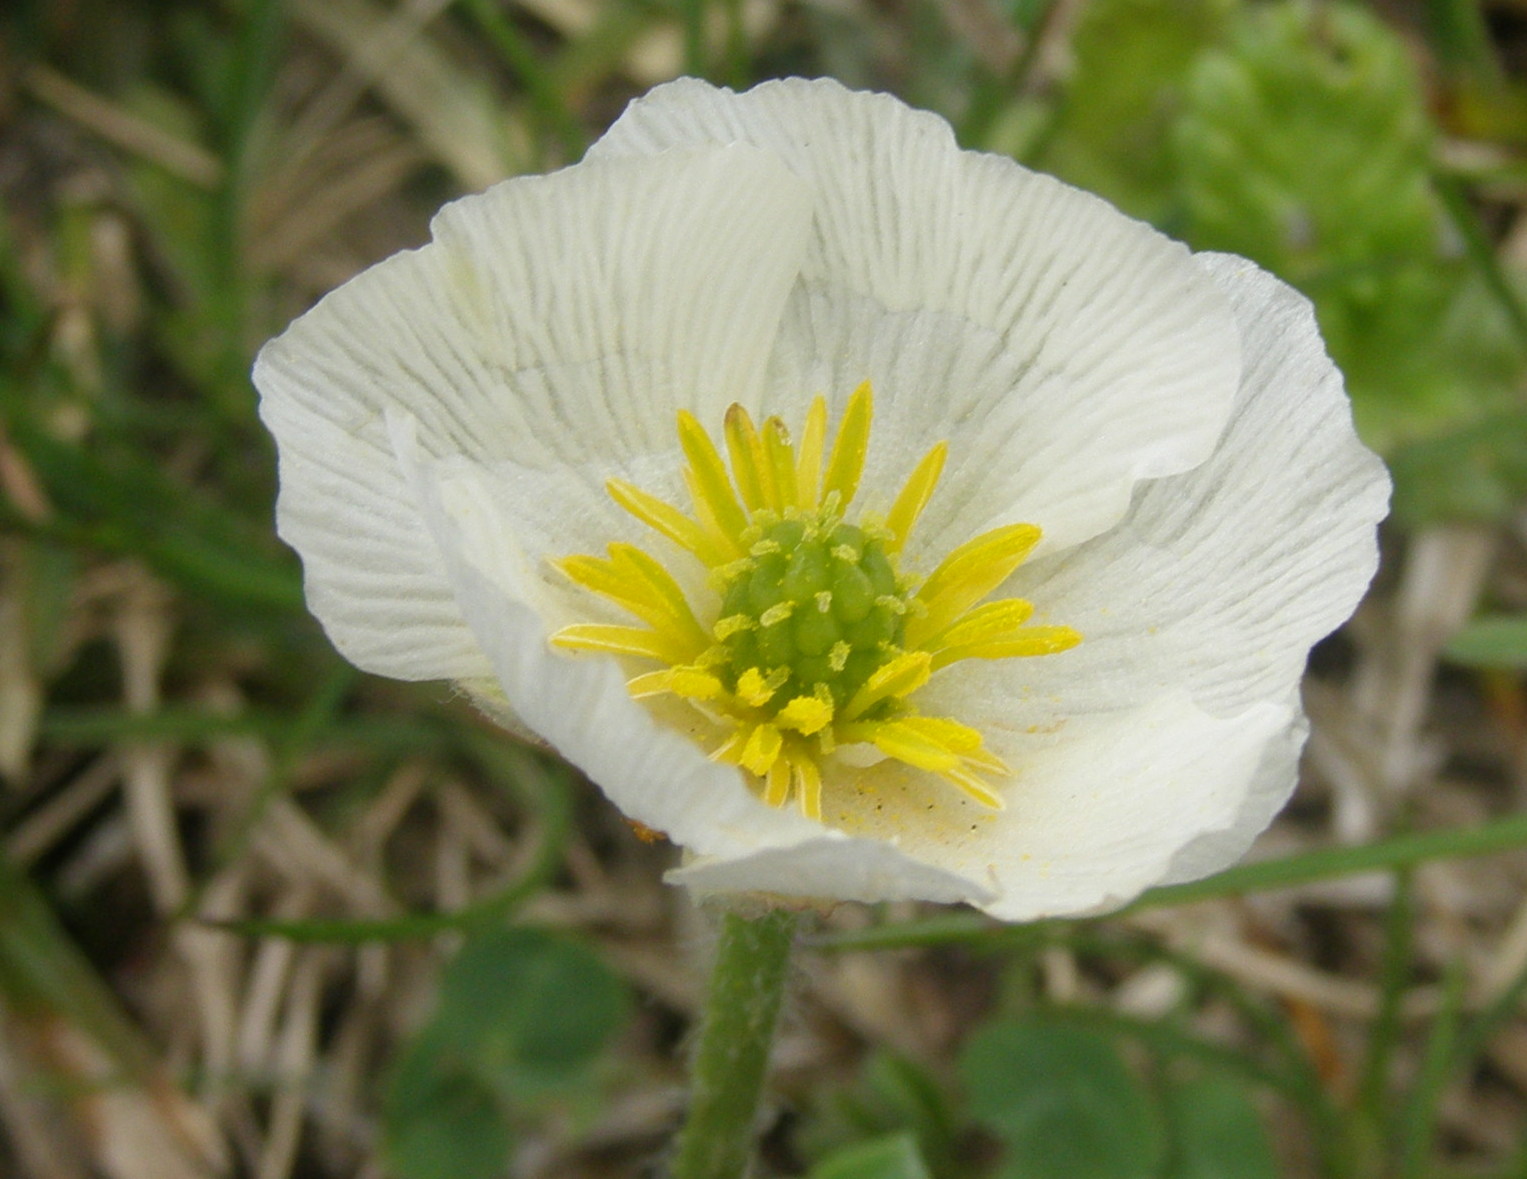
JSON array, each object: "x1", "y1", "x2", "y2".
[
  {"x1": 38, "y1": 705, "x2": 455, "y2": 754},
  {"x1": 199, "y1": 738, "x2": 572, "y2": 943},
  {"x1": 1423, "y1": 0, "x2": 1503, "y2": 88},
  {"x1": 1398, "y1": 958, "x2": 1470, "y2": 1178},
  {"x1": 2, "y1": 415, "x2": 303, "y2": 613},
  {"x1": 1435, "y1": 172, "x2": 1527, "y2": 352},
  {"x1": 209, "y1": 0, "x2": 288, "y2": 409},
  {"x1": 457, "y1": 0, "x2": 586, "y2": 162},
  {"x1": 1356, "y1": 869, "x2": 1416, "y2": 1142},
  {"x1": 1138, "y1": 815, "x2": 1527, "y2": 908},
  {"x1": 23, "y1": 66, "x2": 223, "y2": 187},
  {"x1": 0, "y1": 847, "x2": 157, "y2": 1076},
  {"x1": 174, "y1": 662, "x2": 360, "y2": 924},
  {"x1": 811, "y1": 811, "x2": 1527, "y2": 954},
  {"x1": 957, "y1": 0, "x2": 1064, "y2": 149}
]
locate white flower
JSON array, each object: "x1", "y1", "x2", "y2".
[{"x1": 254, "y1": 78, "x2": 1389, "y2": 921}]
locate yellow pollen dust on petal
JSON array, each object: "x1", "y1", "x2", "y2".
[{"x1": 549, "y1": 379, "x2": 1081, "y2": 824}]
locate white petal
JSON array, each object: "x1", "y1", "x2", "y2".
[
  {"x1": 816, "y1": 692, "x2": 1293, "y2": 920},
  {"x1": 255, "y1": 145, "x2": 812, "y2": 679},
  {"x1": 1155, "y1": 702, "x2": 1309, "y2": 887},
  {"x1": 596, "y1": 77, "x2": 1242, "y2": 550},
  {"x1": 668, "y1": 836, "x2": 994, "y2": 908},
  {"x1": 388, "y1": 417, "x2": 826, "y2": 861},
  {"x1": 984, "y1": 254, "x2": 1389, "y2": 723}
]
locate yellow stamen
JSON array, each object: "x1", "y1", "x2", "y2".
[
  {"x1": 683, "y1": 467, "x2": 746, "y2": 561},
  {"x1": 794, "y1": 756, "x2": 823, "y2": 820},
  {"x1": 677, "y1": 410, "x2": 749, "y2": 543},
  {"x1": 763, "y1": 417, "x2": 800, "y2": 510},
  {"x1": 929, "y1": 597, "x2": 1036, "y2": 646},
  {"x1": 550, "y1": 623, "x2": 698, "y2": 664},
  {"x1": 795, "y1": 395, "x2": 828, "y2": 506},
  {"x1": 923, "y1": 597, "x2": 1072, "y2": 670},
  {"x1": 714, "y1": 614, "x2": 754, "y2": 641},
  {"x1": 554, "y1": 544, "x2": 712, "y2": 652},
  {"x1": 935, "y1": 763, "x2": 1007, "y2": 810},
  {"x1": 862, "y1": 718, "x2": 959, "y2": 770},
  {"x1": 905, "y1": 522, "x2": 1043, "y2": 648},
  {"x1": 553, "y1": 380, "x2": 1078, "y2": 822},
  {"x1": 723, "y1": 404, "x2": 772, "y2": 513},
  {"x1": 607, "y1": 478, "x2": 730, "y2": 566},
  {"x1": 612, "y1": 545, "x2": 707, "y2": 626},
  {"x1": 711, "y1": 729, "x2": 748, "y2": 764},
  {"x1": 858, "y1": 718, "x2": 1008, "y2": 809},
  {"x1": 893, "y1": 714, "x2": 993, "y2": 757},
  {"x1": 777, "y1": 691, "x2": 834, "y2": 735},
  {"x1": 933, "y1": 625, "x2": 1083, "y2": 668},
  {"x1": 883, "y1": 441, "x2": 947, "y2": 554},
  {"x1": 626, "y1": 666, "x2": 724, "y2": 701},
  {"x1": 764, "y1": 757, "x2": 792, "y2": 807},
  {"x1": 758, "y1": 601, "x2": 794, "y2": 627},
  {"x1": 739, "y1": 723, "x2": 783, "y2": 776},
  {"x1": 736, "y1": 666, "x2": 787, "y2": 707},
  {"x1": 820, "y1": 379, "x2": 873, "y2": 511},
  {"x1": 843, "y1": 650, "x2": 933, "y2": 720}
]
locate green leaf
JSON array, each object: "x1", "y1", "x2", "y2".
[
  {"x1": 1178, "y1": 1, "x2": 1438, "y2": 278},
  {"x1": 1445, "y1": 615, "x2": 1527, "y2": 669},
  {"x1": 1044, "y1": 0, "x2": 1232, "y2": 222},
  {"x1": 959, "y1": 1019, "x2": 1165, "y2": 1179},
  {"x1": 1173, "y1": 1, "x2": 1520, "y2": 449},
  {"x1": 809, "y1": 1133, "x2": 933, "y2": 1179},
  {"x1": 383, "y1": 1025, "x2": 513, "y2": 1179},
  {"x1": 1164, "y1": 1076, "x2": 1279, "y2": 1179},
  {"x1": 434, "y1": 926, "x2": 628, "y2": 1098},
  {"x1": 1390, "y1": 411, "x2": 1527, "y2": 526}
]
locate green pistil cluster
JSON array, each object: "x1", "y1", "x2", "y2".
[{"x1": 711, "y1": 512, "x2": 908, "y2": 714}]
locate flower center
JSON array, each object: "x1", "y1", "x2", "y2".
[
  {"x1": 549, "y1": 381, "x2": 1081, "y2": 822},
  {"x1": 715, "y1": 513, "x2": 906, "y2": 717}
]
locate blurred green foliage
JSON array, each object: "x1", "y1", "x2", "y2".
[
  {"x1": 383, "y1": 927, "x2": 630, "y2": 1179},
  {"x1": 1041, "y1": 0, "x2": 1527, "y2": 514},
  {"x1": 1446, "y1": 613, "x2": 1527, "y2": 668},
  {"x1": 961, "y1": 1019, "x2": 1167, "y2": 1179},
  {"x1": 809, "y1": 1133, "x2": 935, "y2": 1179}
]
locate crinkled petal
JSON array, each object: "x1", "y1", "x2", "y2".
[
  {"x1": 966, "y1": 254, "x2": 1390, "y2": 725},
  {"x1": 594, "y1": 77, "x2": 1242, "y2": 551},
  {"x1": 1155, "y1": 702, "x2": 1310, "y2": 887},
  {"x1": 816, "y1": 691, "x2": 1293, "y2": 920},
  {"x1": 668, "y1": 836, "x2": 994, "y2": 908},
  {"x1": 255, "y1": 145, "x2": 812, "y2": 679}
]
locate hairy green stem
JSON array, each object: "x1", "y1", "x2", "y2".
[{"x1": 671, "y1": 906, "x2": 800, "y2": 1179}]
